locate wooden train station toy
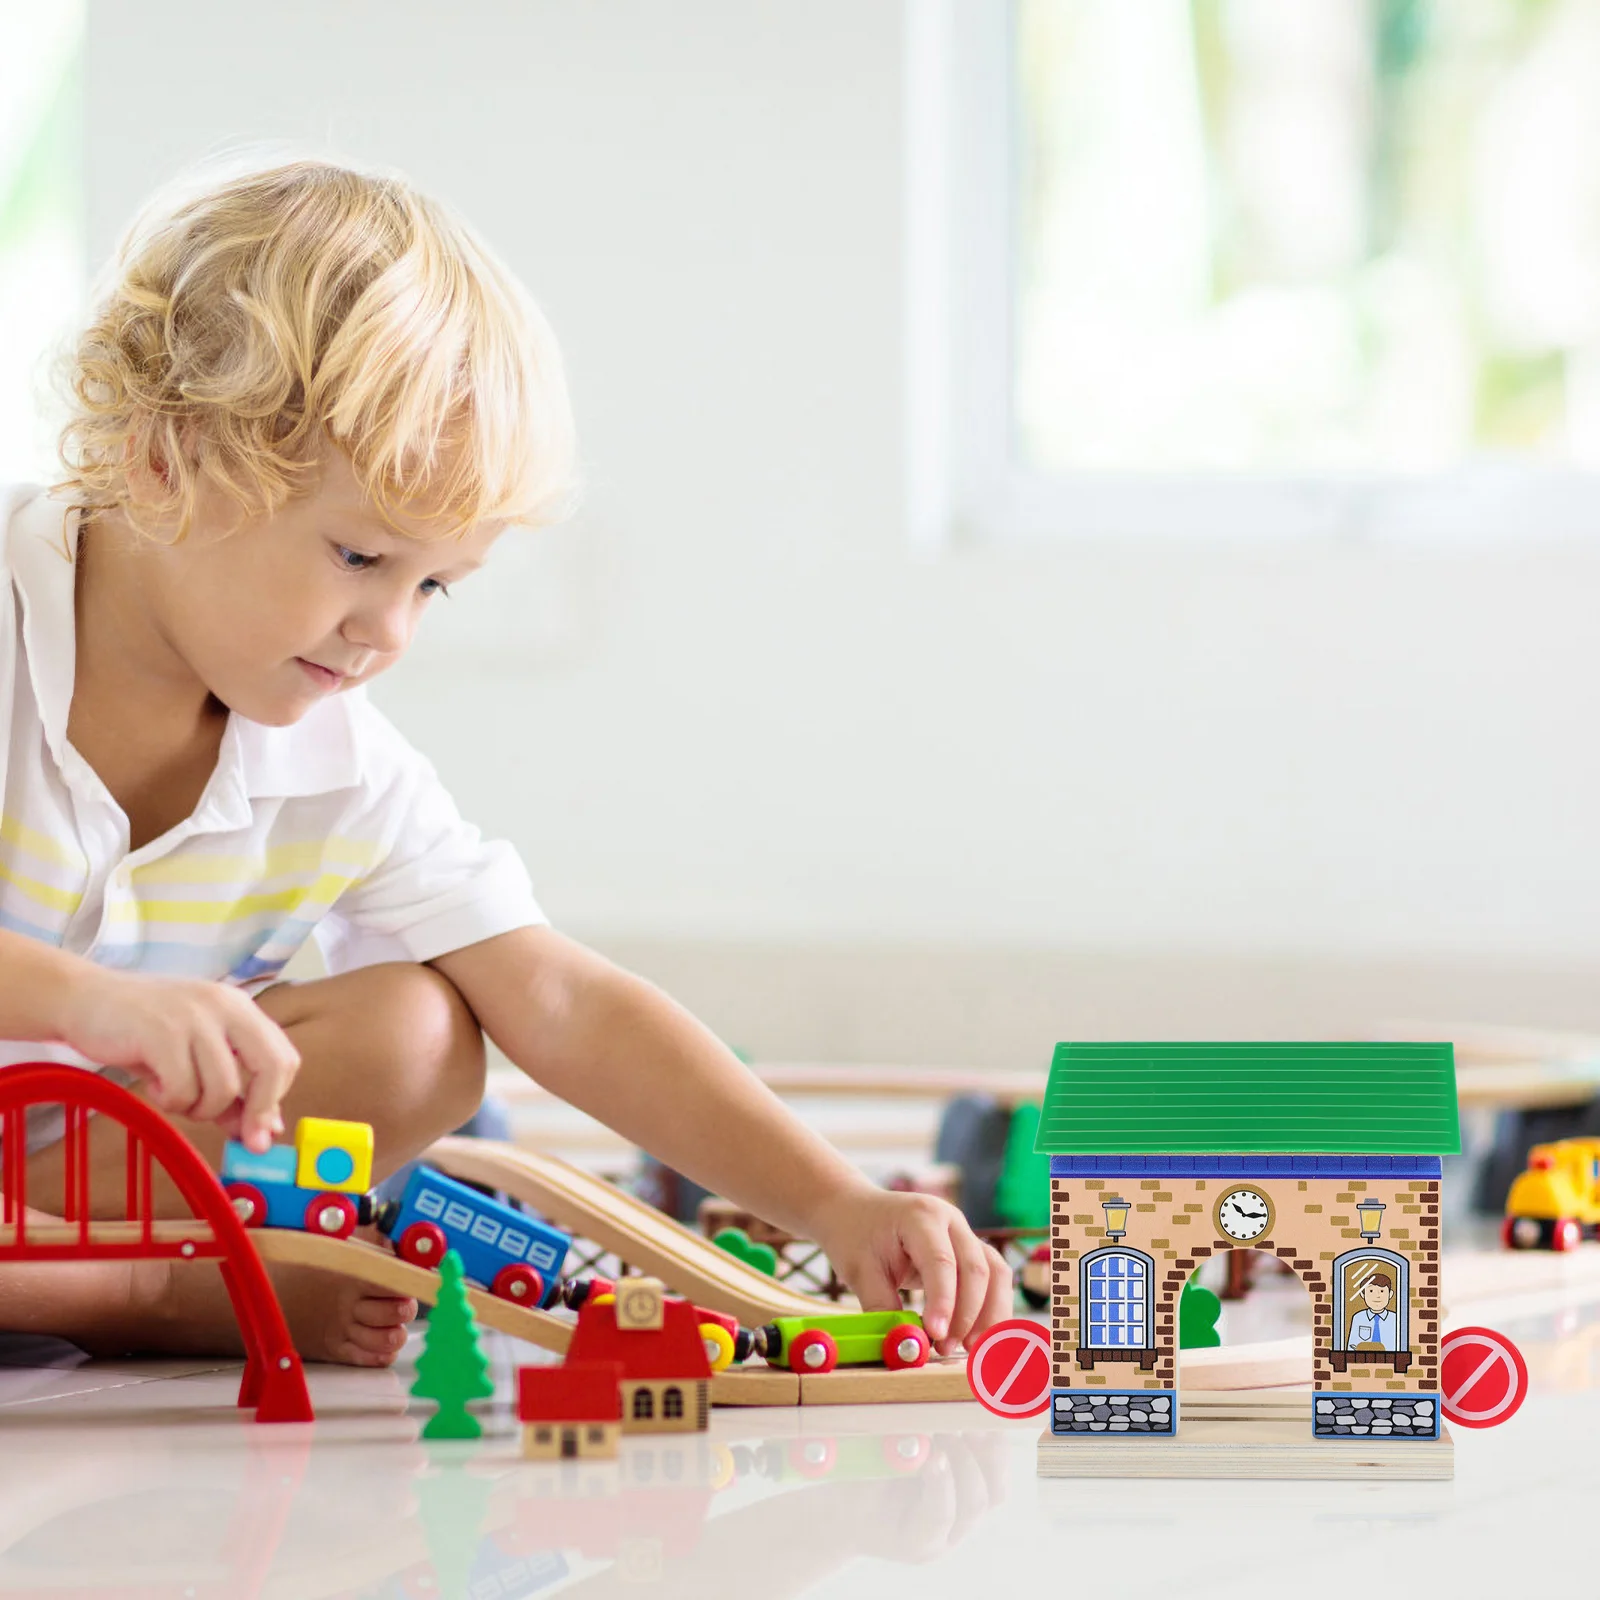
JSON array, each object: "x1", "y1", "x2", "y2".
[{"x1": 1033, "y1": 1042, "x2": 1468, "y2": 1478}]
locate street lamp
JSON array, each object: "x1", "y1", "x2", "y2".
[
  {"x1": 1101, "y1": 1196, "x2": 1131, "y2": 1241},
  {"x1": 1356, "y1": 1198, "x2": 1386, "y2": 1242}
]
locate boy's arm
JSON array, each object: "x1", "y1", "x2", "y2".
[{"x1": 429, "y1": 925, "x2": 1011, "y2": 1351}]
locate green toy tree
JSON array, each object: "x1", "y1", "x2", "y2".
[
  {"x1": 411, "y1": 1249, "x2": 495, "y2": 1440},
  {"x1": 1179, "y1": 1274, "x2": 1223, "y2": 1350},
  {"x1": 416, "y1": 1458, "x2": 494, "y2": 1600}
]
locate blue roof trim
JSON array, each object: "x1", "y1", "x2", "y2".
[{"x1": 1048, "y1": 1154, "x2": 1443, "y2": 1180}]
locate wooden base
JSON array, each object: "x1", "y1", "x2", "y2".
[
  {"x1": 710, "y1": 1367, "x2": 802, "y2": 1407},
  {"x1": 712, "y1": 1358, "x2": 972, "y2": 1407},
  {"x1": 800, "y1": 1359, "x2": 972, "y2": 1405},
  {"x1": 1038, "y1": 1415, "x2": 1454, "y2": 1480}
]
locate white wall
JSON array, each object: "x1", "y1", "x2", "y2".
[{"x1": 83, "y1": 1, "x2": 1600, "y2": 1051}]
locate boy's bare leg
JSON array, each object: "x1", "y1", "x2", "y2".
[{"x1": 8, "y1": 961, "x2": 488, "y2": 1365}]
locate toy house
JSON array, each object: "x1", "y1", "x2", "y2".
[
  {"x1": 518, "y1": 1361, "x2": 624, "y2": 1460},
  {"x1": 1037, "y1": 1043, "x2": 1459, "y2": 1441},
  {"x1": 563, "y1": 1277, "x2": 713, "y2": 1433}
]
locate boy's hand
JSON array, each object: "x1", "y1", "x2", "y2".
[
  {"x1": 809, "y1": 1186, "x2": 1014, "y2": 1357},
  {"x1": 54, "y1": 969, "x2": 300, "y2": 1153}
]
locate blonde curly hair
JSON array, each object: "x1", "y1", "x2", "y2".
[{"x1": 56, "y1": 154, "x2": 579, "y2": 543}]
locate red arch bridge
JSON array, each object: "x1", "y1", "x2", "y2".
[{"x1": 0, "y1": 1061, "x2": 313, "y2": 1422}]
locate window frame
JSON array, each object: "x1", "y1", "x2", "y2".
[
  {"x1": 906, "y1": 0, "x2": 1600, "y2": 550},
  {"x1": 1331, "y1": 1246, "x2": 1410, "y2": 1355},
  {"x1": 1079, "y1": 1244, "x2": 1155, "y2": 1351}
]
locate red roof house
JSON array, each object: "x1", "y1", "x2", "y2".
[
  {"x1": 518, "y1": 1361, "x2": 624, "y2": 1424},
  {"x1": 566, "y1": 1296, "x2": 713, "y2": 1382},
  {"x1": 564, "y1": 1280, "x2": 712, "y2": 1433}
]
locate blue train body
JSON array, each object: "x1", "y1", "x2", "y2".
[
  {"x1": 220, "y1": 1140, "x2": 367, "y2": 1233},
  {"x1": 379, "y1": 1165, "x2": 570, "y2": 1309}
]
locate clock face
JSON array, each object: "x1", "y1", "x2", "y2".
[{"x1": 1215, "y1": 1187, "x2": 1274, "y2": 1242}]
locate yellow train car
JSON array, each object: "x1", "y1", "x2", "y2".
[{"x1": 1503, "y1": 1137, "x2": 1600, "y2": 1252}]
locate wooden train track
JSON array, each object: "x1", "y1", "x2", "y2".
[
  {"x1": 249, "y1": 1229, "x2": 572, "y2": 1354},
  {"x1": 423, "y1": 1137, "x2": 855, "y2": 1326}
]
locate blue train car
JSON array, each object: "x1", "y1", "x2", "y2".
[
  {"x1": 221, "y1": 1134, "x2": 370, "y2": 1239},
  {"x1": 375, "y1": 1165, "x2": 570, "y2": 1309}
]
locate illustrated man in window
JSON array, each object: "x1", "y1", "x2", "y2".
[{"x1": 1348, "y1": 1272, "x2": 1398, "y2": 1351}]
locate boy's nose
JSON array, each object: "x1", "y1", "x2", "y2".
[{"x1": 344, "y1": 601, "x2": 414, "y2": 658}]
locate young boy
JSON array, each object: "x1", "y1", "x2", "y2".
[{"x1": 0, "y1": 158, "x2": 1010, "y2": 1365}]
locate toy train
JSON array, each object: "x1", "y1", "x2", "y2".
[
  {"x1": 755, "y1": 1310, "x2": 931, "y2": 1374},
  {"x1": 220, "y1": 1116, "x2": 571, "y2": 1308},
  {"x1": 560, "y1": 1277, "x2": 933, "y2": 1374},
  {"x1": 1502, "y1": 1136, "x2": 1600, "y2": 1251}
]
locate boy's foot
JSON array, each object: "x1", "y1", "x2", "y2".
[
  {"x1": 123, "y1": 1254, "x2": 419, "y2": 1367},
  {"x1": 0, "y1": 1209, "x2": 417, "y2": 1368}
]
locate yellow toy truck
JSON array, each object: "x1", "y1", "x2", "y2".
[{"x1": 1502, "y1": 1137, "x2": 1600, "y2": 1252}]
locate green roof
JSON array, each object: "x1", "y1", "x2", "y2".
[{"x1": 1034, "y1": 1043, "x2": 1459, "y2": 1155}]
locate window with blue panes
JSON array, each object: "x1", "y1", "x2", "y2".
[{"x1": 1081, "y1": 1247, "x2": 1152, "y2": 1349}]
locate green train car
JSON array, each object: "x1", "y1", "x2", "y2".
[{"x1": 755, "y1": 1310, "x2": 931, "y2": 1373}]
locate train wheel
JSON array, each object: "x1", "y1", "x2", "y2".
[
  {"x1": 881, "y1": 1434, "x2": 932, "y2": 1474},
  {"x1": 225, "y1": 1182, "x2": 268, "y2": 1228},
  {"x1": 397, "y1": 1220, "x2": 449, "y2": 1267},
  {"x1": 1507, "y1": 1216, "x2": 1544, "y2": 1250},
  {"x1": 1553, "y1": 1217, "x2": 1582, "y2": 1253},
  {"x1": 304, "y1": 1192, "x2": 359, "y2": 1239},
  {"x1": 882, "y1": 1324, "x2": 932, "y2": 1370},
  {"x1": 787, "y1": 1437, "x2": 837, "y2": 1479},
  {"x1": 1499, "y1": 1216, "x2": 1516, "y2": 1250},
  {"x1": 491, "y1": 1263, "x2": 546, "y2": 1306},
  {"x1": 700, "y1": 1323, "x2": 737, "y2": 1372},
  {"x1": 791, "y1": 1329, "x2": 838, "y2": 1373},
  {"x1": 706, "y1": 1443, "x2": 737, "y2": 1492}
]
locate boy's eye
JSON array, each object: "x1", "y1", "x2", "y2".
[{"x1": 334, "y1": 545, "x2": 450, "y2": 598}]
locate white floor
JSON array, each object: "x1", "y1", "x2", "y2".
[{"x1": 1, "y1": 1283, "x2": 1596, "y2": 1598}]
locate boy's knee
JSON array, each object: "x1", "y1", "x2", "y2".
[
  {"x1": 371, "y1": 964, "x2": 487, "y2": 1117},
  {"x1": 263, "y1": 961, "x2": 487, "y2": 1136}
]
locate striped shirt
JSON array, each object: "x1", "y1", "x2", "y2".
[{"x1": 1, "y1": 484, "x2": 545, "y2": 1150}]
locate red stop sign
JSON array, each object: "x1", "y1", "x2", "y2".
[
  {"x1": 1439, "y1": 1325, "x2": 1528, "y2": 1430},
  {"x1": 966, "y1": 1318, "x2": 1053, "y2": 1419}
]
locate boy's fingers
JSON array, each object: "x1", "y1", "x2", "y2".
[
  {"x1": 147, "y1": 1042, "x2": 200, "y2": 1121},
  {"x1": 237, "y1": 1068, "x2": 287, "y2": 1151},
  {"x1": 849, "y1": 1253, "x2": 907, "y2": 1314},
  {"x1": 231, "y1": 1012, "x2": 299, "y2": 1149},
  {"x1": 905, "y1": 1213, "x2": 960, "y2": 1343},
  {"x1": 967, "y1": 1245, "x2": 1015, "y2": 1346},
  {"x1": 187, "y1": 1029, "x2": 244, "y2": 1125},
  {"x1": 939, "y1": 1227, "x2": 994, "y2": 1354}
]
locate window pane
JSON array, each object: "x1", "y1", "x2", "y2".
[
  {"x1": 1085, "y1": 1251, "x2": 1149, "y2": 1344},
  {"x1": 1015, "y1": 0, "x2": 1600, "y2": 476}
]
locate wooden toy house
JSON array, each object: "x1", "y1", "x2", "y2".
[
  {"x1": 563, "y1": 1277, "x2": 713, "y2": 1433},
  {"x1": 1037, "y1": 1043, "x2": 1459, "y2": 1441},
  {"x1": 518, "y1": 1361, "x2": 624, "y2": 1460}
]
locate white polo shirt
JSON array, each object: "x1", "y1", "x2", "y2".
[{"x1": 1, "y1": 484, "x2": 546, "y2": 1150}]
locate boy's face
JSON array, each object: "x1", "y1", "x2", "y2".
[
  {"x1": 136, "y1": 450, "x2": 503, "y2": 726},
  {"x1": 1361, "y1": 1280, "x2": 1392, "y2": 1314}
]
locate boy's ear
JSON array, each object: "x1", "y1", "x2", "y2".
[{"x1": 122, "y1": 424, "x2": 197, "y2": 498}]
